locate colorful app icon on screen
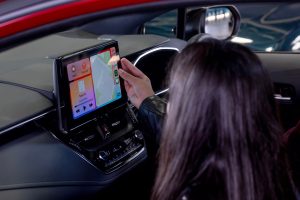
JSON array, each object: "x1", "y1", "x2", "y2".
[
  {"x1": 69, "y1": 75, "x2": 96, "y2": 119},
  {"x1": 67, "y1": 58, "x2": 91, "y2": 81}
]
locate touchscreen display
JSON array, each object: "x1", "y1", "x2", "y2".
[{"x1": 66, "y1": 47, "x2": 121, "y2": 119}]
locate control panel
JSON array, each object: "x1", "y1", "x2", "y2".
[
  {"x1": 61, "y1": 104, "x2": 145, "y2": 173},
  {"x1": 97, "y1": 130, "x2": 144, "y2": 172}
]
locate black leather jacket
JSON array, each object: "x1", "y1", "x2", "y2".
[{"x1": 138, "y1": 95, "x2": 167, "y2": 156}]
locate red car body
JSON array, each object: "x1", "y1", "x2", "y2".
[{"x1": 0, "y1": 0, "x2": 159, "y2": 38}]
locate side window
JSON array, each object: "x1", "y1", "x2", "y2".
[
  {"x1": 233, "y1": 3, "x2": 300, "y2": 52},
  {"x1": 142, "y1": 10, "x2": 178, "y2": 38}
]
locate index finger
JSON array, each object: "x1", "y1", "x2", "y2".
[{"x1": 121, "y1": 58, "x2": 145, "y2": 78}]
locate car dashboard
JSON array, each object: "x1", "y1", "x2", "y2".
[{"x1": 0, "y1": 33, "x2": 185, "y2": 200}]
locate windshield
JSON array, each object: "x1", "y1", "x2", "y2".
[{"x1": 143, "y1": 2, "x2": 300, "y2": 52}]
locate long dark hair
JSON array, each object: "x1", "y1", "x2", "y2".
[{"x1": 152, "y1": 39, "x2": 296, "y2": 200}]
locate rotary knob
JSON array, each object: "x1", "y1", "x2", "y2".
[{"x1": 98, "y1": 150, "x2": 109, "y2": 161}]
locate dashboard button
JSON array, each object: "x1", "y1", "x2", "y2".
[
  {"x1": 123, "y1": 138, "x2": 132, "y2": 145},
  {"x1": 99, "y1": 151, "x2": 109, "y2": 161},
  {"x1": 134, "y1": 130, "x2": 143, "y2": 140}
]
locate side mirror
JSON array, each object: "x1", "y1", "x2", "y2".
[{"x1": 185, "y1": 5, "x2": 240, "y2": 41}]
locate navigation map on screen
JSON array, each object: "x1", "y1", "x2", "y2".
[{"x1": 67, "y1": 47, "x2": 122, "y2": 119}]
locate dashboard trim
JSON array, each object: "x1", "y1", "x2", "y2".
[
  {"x1": 0, "y1": 108, "x2": 55, "y2": 135},
  {"x1": 133, "y1": 47, "x2": 180, "y2": 65}
]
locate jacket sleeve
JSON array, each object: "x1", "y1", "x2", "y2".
[{"x1": 138, "y1": 95, "x2": 167, "y2": 156}]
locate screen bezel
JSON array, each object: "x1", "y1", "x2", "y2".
[{"x1": 55, "y1": 40, "x2": 127, "y2": 133}]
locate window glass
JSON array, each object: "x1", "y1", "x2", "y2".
[
  {"x1": 142, "y1": 3, "x2": 300, "y2": 52},
  {"x1": 143, "y1": 10, "x2": 177, "y2": 38},
  {"x1": 234, "y1": 3, "x2": 300, "y2": 52}
]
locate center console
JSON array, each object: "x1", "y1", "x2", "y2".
[
  {"x1": 65, "y1": 104, "x2": 144, "y2": 172},
  {"x1": 53, "y1": 40, "x2": 145, "y2": 173}
]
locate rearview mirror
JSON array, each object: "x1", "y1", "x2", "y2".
[{"x1": 185, "y1": 5, "x2": 240, "y2": 41}]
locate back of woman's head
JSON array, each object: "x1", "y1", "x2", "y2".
[{"x1": 152, "y1": 39, "x2": 296, "y2": 200}]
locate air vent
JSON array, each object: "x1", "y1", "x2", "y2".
[{"x1": 274, "y1": 83, "x2": 296, "y2": 103}]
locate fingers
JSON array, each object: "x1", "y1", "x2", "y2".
[
  {"x1": 118, "y1": 68, "x2": 139, "y2": 85},
  {"x1": 124, "y1": 81, "x2": 136, "y2": 104},
  {"x1": 121, "y1": 58, "x2": 145, "y2": 78},
  {"x1": 124, "y1": 80, "x2": 130, "y2": 92}
]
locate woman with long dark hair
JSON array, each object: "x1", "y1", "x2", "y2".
[{"x1": 118, "y1": 39, "x2": 297, "y2": 200}]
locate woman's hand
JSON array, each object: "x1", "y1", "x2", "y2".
[{"x1": 118, "y1": 58, "x2": 155, "y2": 109}]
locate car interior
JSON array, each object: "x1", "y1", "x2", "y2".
[{"x1": 0, "y1": 1, "x2": 300, "y2": 200}]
